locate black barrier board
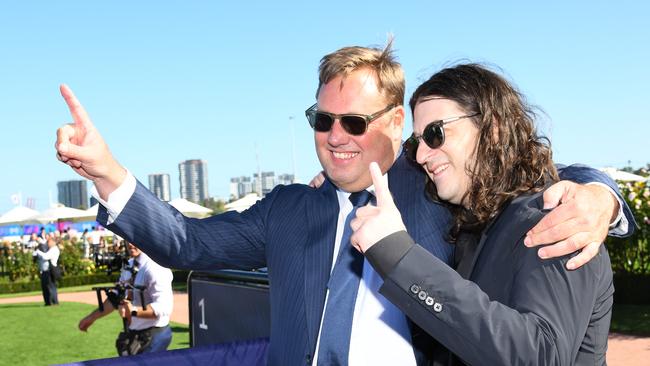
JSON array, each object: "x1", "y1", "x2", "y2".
[{"x1": 188, "y1": 270, "x2": 270, "y2": 347}]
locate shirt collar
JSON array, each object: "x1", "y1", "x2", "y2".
[{"x1": 335, "y1": 171, "x2": 387, "y2": 209}]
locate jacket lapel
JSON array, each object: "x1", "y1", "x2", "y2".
[
  {"x1": 458, "y1": 212, "x2": 503, "y2": 279},
  {"x1": 303, "y1": 180, "x2": 339, "y2": 354},
  {"x1": 388, "y1": 157, "x2": 421, "y2": 241}
]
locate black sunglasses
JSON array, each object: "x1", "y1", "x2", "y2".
[
  {"x1": 403, "y1": 113, "x2": 481, "y2": 161},
  {"x1": 305, "y1": 103, "x2": 396, "y2": 136}
]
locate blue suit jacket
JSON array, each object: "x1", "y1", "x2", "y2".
[{"x1": 98, "y1": 154, "x2": 632, "y2": 365}]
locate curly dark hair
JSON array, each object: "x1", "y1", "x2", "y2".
[{"x1": 409, "y1": 63, "x2": 559, "y2": 241}]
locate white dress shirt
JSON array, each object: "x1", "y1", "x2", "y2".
[
  {"x1": 310, "y1": 179, "x2": 417, "y2": 365},
  {"x1": 119, "y1": 252, "x2": 174, "y2": 330},
  {"x1": 34, "y1": 245, "x2": 60, "y2": 272}
]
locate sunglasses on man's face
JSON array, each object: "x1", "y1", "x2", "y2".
[
  {"x1": 403, "y1": 113, "x2": 480, "y2": 161},
  {"x1": 305, "y1": 103, "x2": 396, "y2": 136}
]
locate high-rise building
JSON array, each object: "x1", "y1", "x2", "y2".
[
  {"x1": 230, "y1": 172, "x2": 296, "y2": 199},
  {"x1": 230, "y1": 176, "x2": 253, "y2": 200},
  {"x1": 253, "y1": 171, "x2": 277, "y2": 197},
  {"x1": 57, "y1": 180, "x2": 88, "y2": 209},
  {"x1": 179, "y1": 159, "x2": 209, "y2": 203},
  {"x1": 277, "y1": 174, "x2": 295, "y2": 186},
  {"x1": 148, "y1": 173, "x2": 171, "y2": 201}
]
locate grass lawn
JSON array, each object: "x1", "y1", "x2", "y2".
[{"x1": 0, "y1": 302, "x2": 188, "y2": 366}]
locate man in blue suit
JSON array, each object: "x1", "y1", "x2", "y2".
[{"x1": 55, "y1": 43, "x2": 632, "y2": 365}]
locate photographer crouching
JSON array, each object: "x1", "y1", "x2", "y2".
[{"x1": 78, "y1": 242, "x2": 174, "y2": 355}]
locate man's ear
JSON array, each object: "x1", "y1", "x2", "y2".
[{"x1": 391, "y1": 105, "x2": 405, "y2": 140}]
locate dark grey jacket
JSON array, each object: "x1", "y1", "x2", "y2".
[{"x1": 366, "y1": 191, "x2": 614, "y2": 365}]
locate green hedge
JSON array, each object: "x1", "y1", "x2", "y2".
[
  {"x1": 613, "y1": 274, "x2": 650, "y2": 304},
  {"x1": 172, "y1": 269, "x2": 190, "y2": 284},
  {"x1": 0, "y1": 273, "x2": 119, "y2": 294},
  {"x1": 607, "y1": 181, "x2": 650, "y2": 276}
]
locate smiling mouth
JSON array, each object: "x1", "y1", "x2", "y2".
[
  {"x1": 332, "y1": 151, "x2": 359, "y2": 160},
  {"x1": 430, "y1": 163, "x2": 450, "y2": 176}
]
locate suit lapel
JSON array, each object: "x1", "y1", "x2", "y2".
[
  {"x1": 458, "y1": 211, "x2": 504, "y2": 279},
  {"x1": 303, "y1": 180, "x2": 339, "y2": 354},
  {"x1": 456, "y1": 231, "x2": 487, "y2": 279},
  {"x1": 389, "y1": 156, "x2": 430, "y2": 250}
]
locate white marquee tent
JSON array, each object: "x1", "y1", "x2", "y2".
[
  {"x1": 0, "y1": 206, "x2": 40, "y2": 225},
  {"x1": 34, "y1": 204, "x2": 92, "y2": 223},
  {"x1": 169, "y1": 198, "x2": 213, "y2": 218},
  {"x1": 600, "y1": 167, "x2": 647, "y2": 182},
  {"x1": 224, "y1": 193, "x2": 261, "y2": 213}
]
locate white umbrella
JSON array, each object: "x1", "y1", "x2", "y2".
[
  {"x1": 34, "y1": 204, "x2": 91, "y2": 223},
  {"x1": 600, "y1": 167, "x2": 647, "y2": 182},
  {"x1": 225, "y1": 193, "x2": 261, "y2": 213},
  {"x1": 0, "y1": 206, "x2": 40, "y2": 225},
  {"x1": 84, "y1": 204, "x2": 99, "y2": 217},
  {"x1": 169, "y1": 198, "x2": 213, "y2": 218}
]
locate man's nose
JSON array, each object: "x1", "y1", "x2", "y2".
[
  {"x1": 327, "y1": 119, "x2": 351, "y2": 145},
  {"x1": 416, "y1": 141, "x2": 439, "y2": 165}
]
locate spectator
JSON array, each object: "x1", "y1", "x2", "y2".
[
  {"x1": 78, "y1": 242, "x2": 174, "y2": 355},
  {"x1": 33, "y1": 238, "x2": 60, "y2": 306}
]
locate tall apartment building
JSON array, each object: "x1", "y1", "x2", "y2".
[
  {"x1": 230, "y1": 176, "x2": 253, "y2": 200},
  {"x1": 277, "y1": 173, "x2": 295, "y2": 186},
  {"x1": 57, "y1": 180, "x2": 88, "y2": 209},
  {"x1": 230, "y1": 171, "x2": 297, "y2": 199},
  {"x1": 148, "y1": 173, "x2": 171, "y2": 201},
  {"x1": 179, "y1": 159, "x2": 209, "y2": 203},
  {"x1": 253, "y1": 171, "x2": 276, "y2": 197}
]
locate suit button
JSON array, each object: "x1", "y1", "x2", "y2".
[
  {"x1": 410, "y1": 284, "x2": 420, "y2": 294},
  {"x1": 418, "y1": 290, "x2": 427, "y2": 301},
  {"x1": 425, "y1": 296, "x2": 434, "y2": 306},
  {"x1": 433, "y1": 303, "x2": 443, "y2": 313}
]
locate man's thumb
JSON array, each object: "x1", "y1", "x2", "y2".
[
  {"x1": 369, "y1": 162, "x2": 393, "y2": 207},
  {"x1": 543, "y1": 181, "x2": 572, "y2": 209}
]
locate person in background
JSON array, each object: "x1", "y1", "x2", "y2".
[
  {"x1": 33, "y1": 237, "x2": 60, "y2": 306},
  {"x1": 81, "y1": 228, "x2": 90, "y2": 258},
  {"x1": 26, "y1": 233, "x2": 39, "y2": 251},
  {"x1": 90, "y1": 226, "x2": 101, "y2": 260},
  {"x1": 78, "y1": 242, "x2": 174, "y2": 354}
]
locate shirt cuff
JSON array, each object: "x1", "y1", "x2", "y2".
[
  {"x1": 364, "y1": 230, "x2": 415, "y2": 279},
  {"x1": 585, "y1": 182, "x2": 628, "y2": 235},
  {"x1": 90, "y1": 170, "x2": 137, "y2": 225}
]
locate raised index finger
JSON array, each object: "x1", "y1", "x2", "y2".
[
  {"x1": 60, "y1": 84, "x2": 93, "y2": 129},
  {"x1": 369, "y1": 162, "x2": 393, "y2": 207}
]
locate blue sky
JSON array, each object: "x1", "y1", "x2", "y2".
[{"x1": 1, "y1": 0, "x2": 648, "y2": 213}]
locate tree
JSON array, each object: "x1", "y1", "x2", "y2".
[{"x1": 203, "y1": 198, "x2": 226, "y2": 215}]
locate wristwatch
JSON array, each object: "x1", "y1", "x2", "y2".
[{"x1": 131, "y1": 310, "x2": 138, "y2": 317}]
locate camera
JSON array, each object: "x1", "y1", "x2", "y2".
[
  {"x1": 92, "y1": 283, "x2": 131, "y2": 309},
  {"x1": 94, "y1": 251, "x2": 128, "y2": 275},
  {"x1": 92, "y1": 252, "x2": 142, "y2": 311}
]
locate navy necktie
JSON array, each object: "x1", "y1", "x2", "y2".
[{"x1": 317, "y1": 191, "x2": 372, "y2": 365}]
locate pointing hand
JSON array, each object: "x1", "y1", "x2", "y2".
[
  {"x1": 55, "y1": 84, "x2": 126, "y2": 199},
  {"x1": 350, "y1": 162, "x2": 406, "y2": 253}
]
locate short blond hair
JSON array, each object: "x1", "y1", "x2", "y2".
[{"x1": 316, "y1": 40, "x2": 404, "y2": 106}]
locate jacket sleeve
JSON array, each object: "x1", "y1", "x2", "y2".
[
  {"x1": 374, "y1": 232, "x2": 612, "y2": 365},
  {"x1": 557, "y1": 163, "x2": 636, "y2": 237},
  {"x1": 97, "y1": 180, "x2": 270, "y2": 271}
]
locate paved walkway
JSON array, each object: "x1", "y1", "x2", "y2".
[
  {"x1": 2, "y1": 292, "x2": 649, "y2": 365},
  {"x1": 0, "y1": 290, "x2": 189, "y2": 324}
]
